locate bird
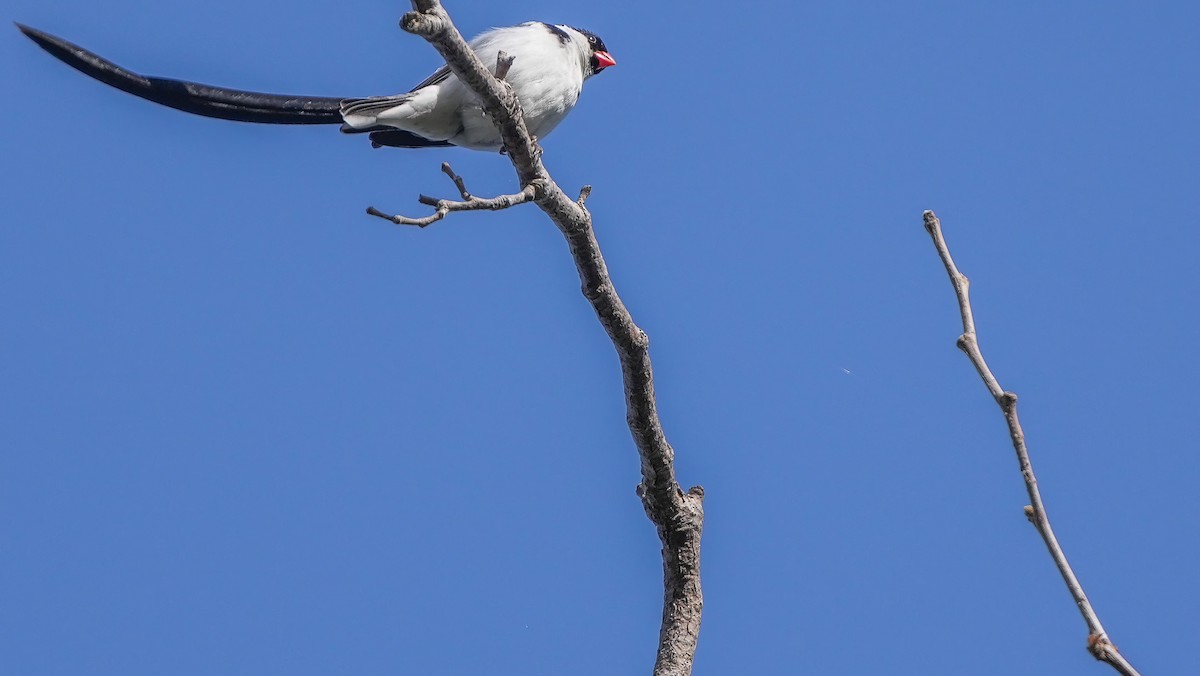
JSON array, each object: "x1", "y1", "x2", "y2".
[{"x1": 15, "y1": 21, "x2": 615, "y2": 150}]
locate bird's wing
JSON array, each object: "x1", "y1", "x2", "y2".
[
  {"x1": 340, "y1": 95, "x2": 414, "y2": 126},
  {"x1": 407, "y1": 65, "x2": 452, "y2": 93},
  {"x1": 354, "y1": 66, "x2": 457, "y2": 147}
]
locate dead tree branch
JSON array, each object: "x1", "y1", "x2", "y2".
[
  {"x1": 922, "y1": 210, "x2": 1139, "y2": 676},
  {"x1": 366, "y1": 162, "x2": 536, "y2": 227},
  {"x1": 392, "y1": 3, "x2": 704, "y2": 674}
]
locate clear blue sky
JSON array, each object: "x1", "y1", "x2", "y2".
[{"x1": 3, "y1": 1, "x2": 1198, "y2": 674}]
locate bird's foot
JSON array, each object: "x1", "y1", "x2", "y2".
[{"x1": 497, "y1": 136, "x2": 540, "y2": 160}]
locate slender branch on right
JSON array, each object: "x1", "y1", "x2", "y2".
[{"x1": 922, "y1": 210, "x2": 1140, "y2": 676}]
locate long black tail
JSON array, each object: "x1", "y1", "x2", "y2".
[
  {"x1": 15, "y1": 23, "x2": 451, "y2": 147},
  {"x1": 17, "y1": 23, "x2": 344, "y2": 124}
]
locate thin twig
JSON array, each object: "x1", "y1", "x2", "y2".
[
  {"x1": 923, "y1": 210, "x2": 1139, "y2": 676},
  {"x1": 441, "y1": 162, "x2": 471, "y2": 200},
  {"x1": 394, "y1": 4, "x2": 704, "y2": 674},
  {"x1": 366, "y1": 162, "x2": 535, "y2": 228}
]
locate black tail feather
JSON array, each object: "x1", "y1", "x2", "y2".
[
  {"x1": 16, "y1": 23, "x2": 455, "y2": 148},
  {"x1": 16, "y1": 23, "x2": 346, "y2": 125}
]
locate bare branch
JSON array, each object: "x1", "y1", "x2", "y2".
[
  {"x1": 493, "y1": 50, "x2": 515, "y2": 81},
  {"x1": 393, "y1": 4, "x2": 704, "y2": 673},
  {"x1": 923, "y1": 210, "x2": 1139, "y2": 676},
  {"x1": 365, "y1": 163, "x2": 535, "y2": 228},
  {"x1": 440, "y1": 161, "x2": 471, "y2": 200}
]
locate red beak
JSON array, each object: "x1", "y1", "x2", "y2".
[{"x1": 594, "y1": 51, "x2": 617, "y2": 70}]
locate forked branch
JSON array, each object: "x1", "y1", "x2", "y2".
[
  {"x1": 366, "y1": 163, "x2": 537, "y2": 227},
  {"x1": 386, "y1": 3, "x2": 704, "y2": 674},
  {"x1": 922, "y1": 210, "x2": 1139, "y2": 676}
]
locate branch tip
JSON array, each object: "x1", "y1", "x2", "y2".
[
  {"x1": 400, "y1": 10, "x2": 443, "y2": 38},
  {"x1": 923, "y1": 210, "x2": 939, "y2": 234},
  {"x1": 494, "y1": 50, "x2": 515, "y2": 80},
  {"x1": 440, "y1": 163, "x2": 471, "y2": 199}
]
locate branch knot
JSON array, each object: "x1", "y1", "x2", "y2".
[{"x1": 400, "y1": 9, "x2": 446, "y2": 37}]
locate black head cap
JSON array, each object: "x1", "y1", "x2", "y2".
[{"x1": 571, "y1": 27, "x2": 614, "y2": 75}]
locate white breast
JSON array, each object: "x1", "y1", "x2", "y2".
[{"x1": 445, "y1": 24, "x2": 586, "y2": 149}]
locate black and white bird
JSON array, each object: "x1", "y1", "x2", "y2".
[{"x1": 16, "y1": 21, "x2": 615, "y2": 150}]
